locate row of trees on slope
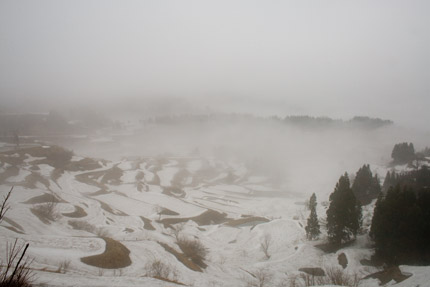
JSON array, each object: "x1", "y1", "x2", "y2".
[
  {"x1": 305, "y1": 171, "x2": 365, "y2": 244},
  {"x1": 391, "y1": 142, "x2": 430, "y2": 165},
  {"x1": 305, "y1": 161, "x2": 430, "y2": 265},
  {"x1": 305, "y1": 162, "x2": 382, "y2": 243},
  {"x1": 371, "y1": 165, "x2": 430, "y2": 265}
]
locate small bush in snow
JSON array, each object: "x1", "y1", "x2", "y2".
[
  {"x1": 31, "y1": 200, "x2": 58, "y2": 223},
  {"x1": 177, "y1": 237, "x2": 207, "y2": 268},
  {"x1": 145, "y1": 259, "x2": 177, "y2": 281}
]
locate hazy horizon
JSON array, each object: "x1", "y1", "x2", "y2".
[{"x1": 1, "y1": 1, "x2": 429, "y2": 131}]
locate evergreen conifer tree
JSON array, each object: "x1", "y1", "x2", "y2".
[
  {"x1": 352, "y1": 164, "x2": 381, "y2": 205},
  {"x1": 391, "y1": 142, "x2": 415, "y2": 164},
  {"x1": 326, "y1": 173, "x2": 362, "y2": 245},
  {"x1": 305, "y1": 193, "x2": 320, "y2": 240}
]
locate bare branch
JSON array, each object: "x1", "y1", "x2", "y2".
[{"x1": 0, "y1": 186, "x2": 13, "y2": 223}]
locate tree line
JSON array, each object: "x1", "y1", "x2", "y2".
[{"x1": 305, "y1": 142, "x2": 430, "y2": 266}]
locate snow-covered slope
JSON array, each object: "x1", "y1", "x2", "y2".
[{"x1": 0, "y1": 146, "x2": 429, "y2": 286}]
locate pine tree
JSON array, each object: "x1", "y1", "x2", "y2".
[
  {"x1": 391, "y1": 142, "x2": 415, "y2": 164},
  {"x1": 326, "y1": 173, "x2": 362, "y2": 245},
  {"x1": 352, "y1": 164, "x2": 381, "y2": 205},
  {"x1": 305, "y1": 193, "x2": 320, "y2": 240}
]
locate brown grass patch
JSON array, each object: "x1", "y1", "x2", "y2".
[
  {"x1": 81, "y1": 237, "x2": 131, "y2": 269},
  {"x1": 62, "y1": 205, "x2": 87, "y2": 218},
  {"x1": 158, "y1": 242, "x2": 202, "y2": 272}
]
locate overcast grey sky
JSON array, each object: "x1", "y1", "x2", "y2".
[{"x1": 1, "y1": 0, "x2": 429, "y2": 129}]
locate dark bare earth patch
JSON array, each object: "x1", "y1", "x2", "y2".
[
  {"x1": 171, "y1": 168, "x2": 192, "y2": 187},
  {"x1": 140, "y1": 216, "x2": 156, "y2": 230},
  {"x1": 160, "y1": 209, "x2": 229, "y2": 228},
  {"x1": 338, "y1": 252, "x2": 348, "y2": 269},
  {"x1": 162, "y1": 187, "x2": 186, "y2": 198},
  {"x1": 100, "y1": 165, "x2": 123, "y2": 185},
  {"x1": 360, "y1": 258, "x2": 383, "y2": 267},
  {"x1": 98, "y1": 200, "x2": 128, "y2": 216},
  {"x1": 159, "y1": 208, "x2": 180, "y2": 216},
  {"x1": 153, "y1": 276, "x2": 186, "y2": 286},
  {"x1": 224, "y1": 216, "x2": 269, "y2": 227},
  {"x1": 0, "y1": 153, "x2": 26, "y2": 166},
  {"x1": 62, "y1": 205, "x2": 87, "y2": 218},
  {"x1": 75, "y1": 170, "x2": 106, "y2": 189},
  {"x1": 87, "y1": 189, "x2": 110, "y2": 196},
  {"x1": 31, "y1": 205, "x2": 55, "y2": 224},
  {"x1": 81, "y1": 237, "x2": 131, "y2": 269},
  {"x1": 299, "y1": 267, "x2": 325, "y2": 277},
  {"x1": 158, "y1": 242, "x2": 202, "y2": 272},
  {"x1": 66, "y1": 158, "x2": 102, "y2": 171},
  {"x1": 0, "y1": 165, "x2": 19, "y2": 184},
  {"x1": 363, "y1": 266, "x2": 412, "y2": 285},
  {"x1": 315, "y1": 240, "x2": 356, "y2": 253},
  {"x1": 23, "y1": 193, "x2": 62, "y2": 204},
  {"x1": 22, "y1": 172, "x2": 51, "y2": 190}
]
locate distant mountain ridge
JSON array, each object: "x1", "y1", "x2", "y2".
[{"x1": 149, "y1": 113, "x2": 393, "y2": 130}]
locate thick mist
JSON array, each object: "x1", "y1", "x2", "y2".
[
  {"x1": 1, "y1": 0, "x2": 430, "y2": 130},
  {"x1": 54, "y1": 116, "x2": 429, "y2": 199},
  {"x1": 1, "y1": 0, "x2": 430, "y2": 197}
]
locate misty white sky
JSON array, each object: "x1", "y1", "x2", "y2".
[{"x1": 1, "y1": 0, "x2": 429, "y2": 129}]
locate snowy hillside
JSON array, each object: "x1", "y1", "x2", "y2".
[{"x1": 0, "y1": 145, "x2": 429, "y2": 286}]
